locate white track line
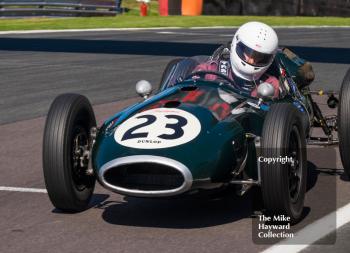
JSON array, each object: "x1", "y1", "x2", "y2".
[
  {"x1": 0, "y1": 26, "x2": 349, "y2": 35},
  {"x1": 190, "y1": 25, "x2": 350, "y2": 29},
  {"x1": 157, "y1": 31, "x2": 232, "y2": 36},
  {"x1": 261, "y1": 202, "x2": 350, "y2": 253},
  {"x1": 0, "y1": 186, "x2": 47, "y2": 193},
  {"x1": 1, "y1": 184, "x2": 350, "y2": 253},
  {"x1": 157, "y1": 31, "x2": 211, "y2": 35},
  {"x1": 0, "y1": 27, "x2": 182, "y2": 35}
]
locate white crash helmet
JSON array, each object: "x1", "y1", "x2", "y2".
[{"x1": 230, "y1": 21, "x2": 278, "y2": 81}]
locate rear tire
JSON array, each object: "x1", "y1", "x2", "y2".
[
  {"x1": 43, "y1": 93, "x2": 96, "y2": 212},
  {"x1": 339, "y1": 68, "x2": 350, "y2": 178},
  {"x1": 158, "y1": 58, "x2": 199, "y2": 92},
  {"x1": 260, "y1": 103, "x2": 307, "y2": 224}
]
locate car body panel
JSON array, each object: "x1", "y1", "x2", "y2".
[
  {"x1": 92, "y1": 82, "x2": 250, "y2": 182},
  {"x1": 91, "y1": 64, "x2": 311, "y2": 197}
]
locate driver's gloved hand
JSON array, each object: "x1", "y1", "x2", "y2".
[
  {"x1": 298, "y1": 61, "x2": 315, "y2": 87},
  {"x1": 211, "y1": 44, "x2": 231, "y2": 61},
  {"x1": 221, "y1": 47, "x2": 231, "y2": 60},
  {"x1": 283, "y1": 48, "x2": 315, "y2": 87}
]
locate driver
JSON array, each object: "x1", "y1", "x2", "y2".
[{"x1": 193, "y1": 21, "x2": 281, "y2": 98}]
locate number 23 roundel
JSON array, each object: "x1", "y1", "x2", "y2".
[{"x1": 114, "y1": 108, "x2": 201, "y2": 149}]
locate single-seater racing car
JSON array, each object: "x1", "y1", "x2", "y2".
[{"x1": 42, "y1": 52, "x2": 350, "y2": 224}]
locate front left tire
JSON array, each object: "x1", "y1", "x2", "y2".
[{"x1": 260, "y1": 103, "x2": 307, "y2": 224}]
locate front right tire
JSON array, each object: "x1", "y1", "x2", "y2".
[{"x1": 43, "y1": 93, "x2": 96, "y2": 212}]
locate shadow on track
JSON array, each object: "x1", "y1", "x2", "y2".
[
  {"x1": 97, "y1": 159, "x2": 338, "y2": 229},
  {"x1": 307, "y1": 161, "x2": 319, "y2": 192},
  {"x1": 98, "y1": 188, "x2": 257, "y2": 229},
  {"x1": 52, "y1": 193, "x2": 110, "y2": 214},
  {"x1": 0, "y1": 38, "x2": 349, "y2": 64}
]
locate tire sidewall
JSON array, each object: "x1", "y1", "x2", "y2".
[
  {"x1": 43, "y1": 94, "x2": 96, "y2": 212},
  {"x1": 338, "y1": 69, "x2": 350, "y2": 177},
  {"x1": 63, "y1": 97, "x2": 96, "y2": 204},
  {"x1": 261, "y1": 103, "x2": 307, "y2": 223},
  {"x1": 158, "y1": 57, "x2": 201, "y2": 92}
]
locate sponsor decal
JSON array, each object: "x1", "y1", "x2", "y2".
[
  {"x1": 114, "y1": 108, "x2": 201, "y2": 149},
  {"x1": 105, "y1": 119, "x2": 116, "y2": 132},
  {"x1": 231, "y1": 108, "x2": 246, "y2": 115},
  {"x1": 219, "y1": 60, "x2": 229, "y2": 76},
  {"x1": 293, "y1": 101, "x2": 305, "y2": 112},
  {"x1": 247, "y1": 101, "x2": 261, "y2": 109}
]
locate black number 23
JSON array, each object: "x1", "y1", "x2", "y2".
[{"x1": 121, "y1": 114, "x2": 188, "y2": 141}]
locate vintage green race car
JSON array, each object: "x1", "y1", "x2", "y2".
[{"x1": 42, "y1": 52, "x2": 350, "y2": 224}]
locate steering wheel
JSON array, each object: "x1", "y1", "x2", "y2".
[{"x1": 185, "y1": 70, "x2": 242, "y2": 90}]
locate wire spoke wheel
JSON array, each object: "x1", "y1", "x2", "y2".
[
  {"x1": 71, "y1": 126, "x2": 94, "y2": 191},
  {"x1": 288, "y1": 127, "x2": 302, "y2": 203}
]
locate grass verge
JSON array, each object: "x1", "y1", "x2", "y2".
[
  {"x1": 0, "y1": 16, "x2": 350, "y2": 31},
  {"x1": 0, "y1": 0, "x2": 349, "y2": 31}
]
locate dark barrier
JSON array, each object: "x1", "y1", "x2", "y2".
[
  {"x1": 0, "y1": 0, "x2": 118, "y2": 16},
  {"x1": 168, "y1": 0, "x2": 181, "y2": 15},
  {"x1": 300, "y1": 0, "x2": 350, "y2": 16},
  {"x1": 203, "y1": 0, "x2": 350, "y2": 16},
  {"x1": 1, "y1": 37, "x2": 349, "y2": 64}
]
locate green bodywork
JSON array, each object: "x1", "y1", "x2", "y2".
[
  {"x1": 92, "y1": 81, "x2": 269, "y2": 183},
  {"x1": 92, "y1": 53, "x2": 311, "y2": 190}
]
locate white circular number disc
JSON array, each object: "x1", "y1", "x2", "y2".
[{"x1": 114, "y1": 108, "x2": 201, "y2": 149}]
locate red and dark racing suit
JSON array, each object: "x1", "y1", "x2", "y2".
[{"x1": 192, "y1": 47, "x2": 280, "y2": 98}]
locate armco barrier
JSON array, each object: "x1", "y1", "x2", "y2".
[{"x1": 0, "y1": 0, "x2": 117, "y2": 16}]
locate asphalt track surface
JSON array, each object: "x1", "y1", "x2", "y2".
[{"x1": 0, "y1": 28, "x2": 350, "y2": 253}]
